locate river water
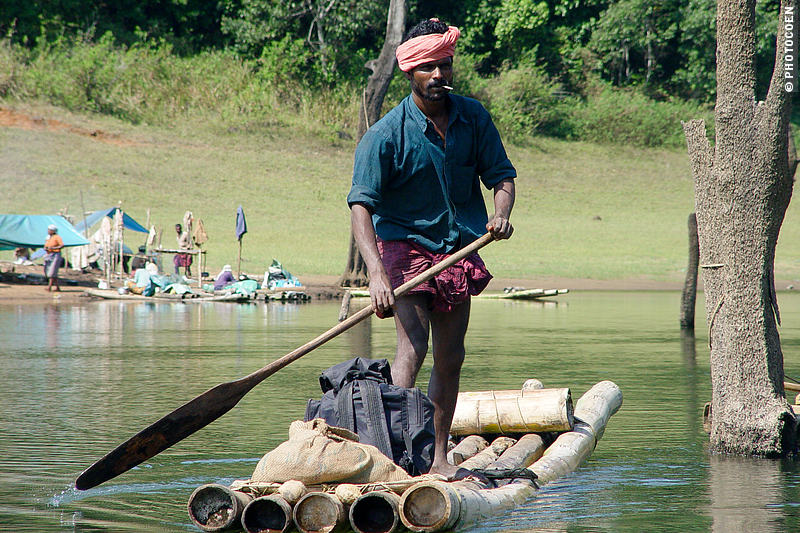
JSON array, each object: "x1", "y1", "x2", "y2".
[{"x1": 2, "y1": 292, "x2": 800, "y2": 532}]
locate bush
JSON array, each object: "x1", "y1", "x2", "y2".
[
  {"x1": 567, "y1": 85, "x2": 714, "y2": 148},
  {"x1": 1, "y1": 35, "x2": 715, "y2": 148},
  {"x1": 481, "y1": 61, "x2": 576, "y2": 140}
]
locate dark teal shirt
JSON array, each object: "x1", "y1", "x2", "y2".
[{"x1": 348, "y1": 94, "x2": 516, "y2": 253}]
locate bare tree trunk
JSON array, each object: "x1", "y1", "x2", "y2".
[
  {"x1": 680, "y1": 213, "x2": 699, "y2": 329},
  {"x1": 339, "y1": 0, "x2": 406, "y2": 287},
  {"x1": 682, "y1": 0, "x2": 796, "y2": 456},
  {"x1": 340, "y1": 232, "x2": 369, "y2": 288},
  {"x1": 357, "y1": 0, "x2": 406, "y2": 140},
  {"x1": 645, "y1": 24, "x2": 654, "y2": 84}
]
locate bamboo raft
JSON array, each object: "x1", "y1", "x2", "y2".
[
  {"x1": 84, "y1": 288, "x2": 251, "y2": 303},
  {"x1": 473, "y1": 288, "x2": 569, "y2": 300},
  {"x1": 348, "y1": 288, "x2": 568, "y2": 301},
  {"x1": 187, "y1": 379, "x2": 622, "y2": 532}
]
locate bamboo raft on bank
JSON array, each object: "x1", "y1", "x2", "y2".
[
  {"x1": 187, "y1": 379, "x2": 621, "y2": 532},
  {"x1": 473, "y1": 288, "x2": 569, "y2": 300},
  {"x1": 347, "y1": 288, "x2": 569, "y2": 301},
  {"x1": 84, "y1": 288, "x2": 252, "y2": 303}
]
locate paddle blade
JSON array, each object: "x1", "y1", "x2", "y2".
[{"x1": 75, "y1": 377, "x2": 253, "y2": 490}]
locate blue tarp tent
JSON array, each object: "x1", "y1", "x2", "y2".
[
  {"x1": 74, "y1": 207, "x2": 148, "y2": 234},
  {"x1": 0, "y1": 215, "x2": 90, "y2": 251}
]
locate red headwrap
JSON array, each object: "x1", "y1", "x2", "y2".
[{"x1": 395, "y1": 20, "x2": 461, "y2": 73}]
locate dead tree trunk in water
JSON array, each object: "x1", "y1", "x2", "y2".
[
  {"x1": 339, "y1": 0, "x2": 407, "y2": 288},
  {"x1": 682, "y1": 0, "x2": 796, "y2": 456},
  {"x1": 680, "y1": 213, "x2": 699, "y2": 329}
]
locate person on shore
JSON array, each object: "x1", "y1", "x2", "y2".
[
  {"x1": 347, "y1": 18, "x2": 516, "y2": 480},
  {"x1": 130, "y1": 245, "x2": 148, "y2": 271},
  {"x1": 14, "y1": 247, "x2": 31, "y2": 265},
  {"x1": 43, "y1": 224, "x2": 65, "y2": 292},
  {"x1": 127, "y1": 261, "x2": 158, "y2": 296},
  {"x1": 174, "y1": 223, "x2": 192, "y2": 277},
  {"x1": 213, "y1": 264, "x2": 236, "y2": 291}
]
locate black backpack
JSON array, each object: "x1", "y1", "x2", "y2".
[{"x1": 304, "y1": 357, "x2": 435, "y2": 476}]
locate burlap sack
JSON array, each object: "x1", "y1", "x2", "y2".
[{"x1": 251, "y1": 419, "x2": 411, "y2": 485}]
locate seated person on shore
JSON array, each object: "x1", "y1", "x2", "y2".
[
  {"x1": 14, "y1": 247, "x2": 32, "y2": 265},
  {"x1": 214, "y1": 264, "x2": 236, "y2": 291},
  {"x1": 126, "y1": 262, "x2": 158, "y2": 296}
]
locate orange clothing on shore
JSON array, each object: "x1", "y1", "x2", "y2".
[{"x1": 45, "y1": 235, "x2": 64, "y2": 252}]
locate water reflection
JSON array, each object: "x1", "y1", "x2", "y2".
[
  {"x1": 3, "y1": 292, "x2": 800, "y2": 531},
  {"x1": 709, "y1": 455, "x2": 785, "y2": 532},
  {"x1": 681, "y1": 330, "x2": 702, "y2": 438}
]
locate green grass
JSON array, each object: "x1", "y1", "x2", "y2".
[{"x1": 3, "y1": 100, "x2": 800, "y2": 283}]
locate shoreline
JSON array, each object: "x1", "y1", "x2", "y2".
[
  {"x1": 0, "y1": 262, "x2": 679, "y2": 306},
  {"x1": 3, "y1": 261, "x2": 797, "y2": 305}
]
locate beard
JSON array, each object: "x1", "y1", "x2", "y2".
[{"x1": 412, "y1": 79, "x2": 449, "y2": 101}]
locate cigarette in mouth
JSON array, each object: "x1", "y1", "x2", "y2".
[{"x1": 442, "y1": 85, "x2": 453, "y2": 91}]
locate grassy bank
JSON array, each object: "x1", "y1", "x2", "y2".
[{"x1": 3, "y1": 100, "x2": 800, "y2": 283}]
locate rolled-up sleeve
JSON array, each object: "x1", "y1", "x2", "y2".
[
  {"x1": 476, "y1": 108, "x2": 516, "y2": 189},
  {"x1": 348, "y1": 129, "x2": 394, "y2": 211}
]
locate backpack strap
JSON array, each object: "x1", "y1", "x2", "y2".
[
  {"x1": 304, "y1": 399, "x2": 315, "y2": 422},
  {"x1": 359, "y1": 380, "x2": 394, "y2": 460},
  {"x1": 336, "y1": 382, "x2": 356, "y2": 432},
  {"x1": 402, "y1": 388, "x2": 424, "y2": 457}
]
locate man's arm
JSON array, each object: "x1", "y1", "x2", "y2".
[
  {"x1": 350, "y1": 203, "x2": 395, "y2": 316},
  {"x1": 487, "y1": 178, "x2": 515, "y2": 240}
]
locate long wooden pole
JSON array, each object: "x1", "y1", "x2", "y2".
[
  {"x1": 79, "y1": 191, "x2": 89, "y2": 270},
  {"x1": 237, "y1": 238, "x2": 243, "y2": 278},
  {"x1": 75, "y1": 233, "x2": 495, "y2": 491}
]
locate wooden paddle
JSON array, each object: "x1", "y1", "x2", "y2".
[{"x1": 75, "y1": 232, "x2": 495, "y2": 490}]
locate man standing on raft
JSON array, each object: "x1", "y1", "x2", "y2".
[{"x1": 348, "y1": 18, "x2": 516, "y2": 479}]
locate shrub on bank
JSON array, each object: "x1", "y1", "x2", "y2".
[
  {"x1": 566, "y1": 86, "x2": 714, "y2": 148},
  {"x1": 1, "y1": 36, "x2": 713, "y2": 148}
]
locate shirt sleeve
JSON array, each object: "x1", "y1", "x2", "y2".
[
  {"x1": 476, "y1": 107, "x2": 516, "y2": 189},
  {"x1": 347, "y1": 129, "x2": 394, "y2": 212}
]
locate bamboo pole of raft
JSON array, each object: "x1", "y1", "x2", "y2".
[
  {"x1": 457, "y1": 436, "x2": 517, "y2": 471},
  {"x1": 784, "y1": 381, "x2": 800, "y2": 392},
  {"x1": 241, "y1": 494, "x2": 293, "y2": 533},
  {"x1": 187, "y1": 483, "x2": 254, "y2": 532},
  {"x1": 447, "y1": 435, "x2": 488, "y2": 465},
  {"x1": 486, "y1": 433, "x2": 545, "y2": 472},
  {"x1": 349, "y1": 490, "x2": 403, "y2": 533},
  {"x1": 293, "y1": 491, "x2": 348, "y2": 533},
  {"x1": 398, "y1": 381, "x2": 623, "y2": 532},
  {"x1": 449, "y1": 387, "x2": 573, "y2": 435},
  {"x1": 454, "y1": 386, "x2": 554, "y2": 401}
]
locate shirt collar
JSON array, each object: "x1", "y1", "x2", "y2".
[{"x1": 404, "y1": 94, "x2": 463, "y2": 132}]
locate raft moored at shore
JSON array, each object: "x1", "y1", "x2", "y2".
[
  {"x1": 347, "y1": 288, "x2": 569, "y2": 301},
  {"x1": 187, "y1": 380, "x2": 622, "y2": 532},
  {"x1": 84, "y1": 287, "x2": 252, "y2": 302}
]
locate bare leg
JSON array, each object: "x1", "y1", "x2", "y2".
[
  {"x1": 427, "y1": 298, "x2": 471, "y2": 479},
  {"x1": 390, "y1": 294, "x2": 431, "y2": 387}
]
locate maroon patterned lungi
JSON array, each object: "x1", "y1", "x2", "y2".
[
  {"x1": 174, "y1": 253, "x2": 193, "y2": 268},
  {"x1": 377, "y1": 238, "x2": 492, "y2": 313}
]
